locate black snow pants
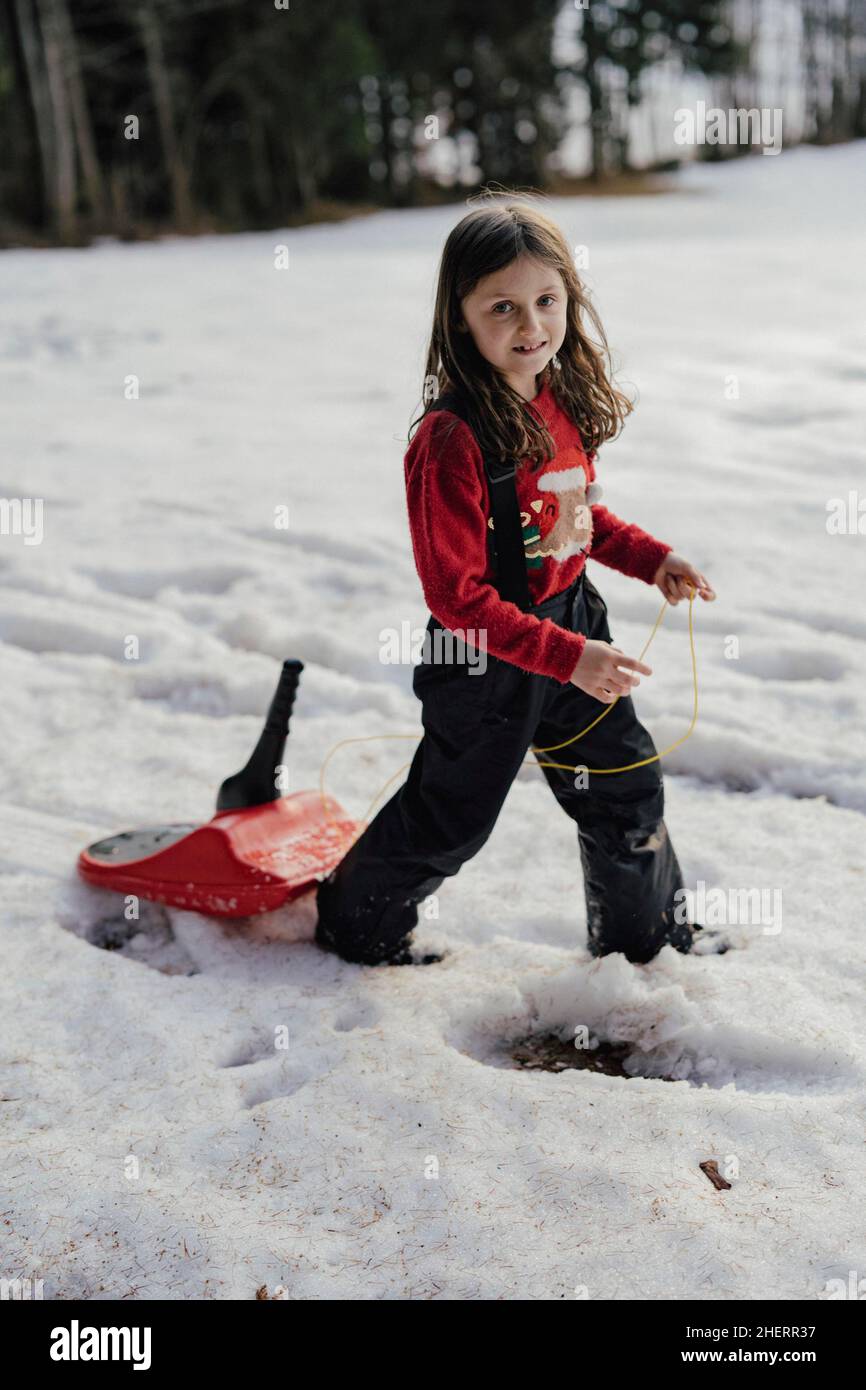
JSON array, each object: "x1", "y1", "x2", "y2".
[{"x1": 315, "y1": 570, "x2": 694, "y2": 965}]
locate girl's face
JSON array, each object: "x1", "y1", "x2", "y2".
[{"x1": 459, "y1": 256, "x2": 568, "y2": 400}]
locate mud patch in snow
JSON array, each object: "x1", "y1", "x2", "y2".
[{"x1": 508, "y1": 1031, "x2": 668, "y2": 1080}]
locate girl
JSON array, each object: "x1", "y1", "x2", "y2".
[{"x1": 316, "y1": 200, "x2": 718, "y2": 967}]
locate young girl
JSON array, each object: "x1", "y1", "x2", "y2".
[{"x1": 316, "y1": 200, "x2": 718, "y2": 967}]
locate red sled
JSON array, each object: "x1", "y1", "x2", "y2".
[{"x1": 77, "y1": 660, "x2": 360, "y2": 919}]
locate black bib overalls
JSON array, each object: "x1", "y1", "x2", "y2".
[{"x1": 315, "y1": 567, "x2": 694, "y2": 965}]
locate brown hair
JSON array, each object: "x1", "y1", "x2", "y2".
[{"x1": 408, "y1": 195, "x2": 634, "y2": 472}]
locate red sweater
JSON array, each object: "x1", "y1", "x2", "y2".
[{"x1": 403, "y1": 379, "x2": 673, "y2": 682}]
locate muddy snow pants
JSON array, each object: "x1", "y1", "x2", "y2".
[{"x1": 315, "y1": 570, "x2": 693, "y2": 965}]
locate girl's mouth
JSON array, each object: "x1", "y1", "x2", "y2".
[{"x1": 514, "y1": 340, "x2": 547, "y2": 355}]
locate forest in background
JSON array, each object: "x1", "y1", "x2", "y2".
[{"x1": 2, "y1": 0, "x2": 865, "y2": 247}]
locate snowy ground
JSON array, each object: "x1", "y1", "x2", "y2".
[{"x1": 1, "y1": 142, "x2": 865, "y2": 1301}]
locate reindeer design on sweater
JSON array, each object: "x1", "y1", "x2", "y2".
[{"x1": 487, "y1": 453, "x2": 603, "y2": 571}]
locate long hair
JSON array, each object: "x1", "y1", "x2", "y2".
[{"x1": 408, "y1": 196, "x2": 634, "y2": 473}]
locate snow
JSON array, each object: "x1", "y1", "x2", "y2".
[{"x1": 1, "y1": 141, "x2": 865, "y2": 1300}]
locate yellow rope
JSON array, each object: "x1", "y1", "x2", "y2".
[
  {"x1": 533, "y1": 582, "x2": 699, "y2": 773},
  {"x1": 318, "y1": 585, "x2": 700, "y2": 852}
]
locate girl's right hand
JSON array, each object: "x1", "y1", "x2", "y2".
[{"x1": 569, "y1": 640, "x2": 652, "y2": 703}]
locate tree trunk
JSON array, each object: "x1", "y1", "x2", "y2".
[
  {"x1": 13, "y1": 0, "x2": 56, "y2": 227},
  {"x1": 803, "y1": 0, "x2": 832, "y2": 143},
  {"x1": 582, "y1": 11, "x2": 607, "y2": 181},
  {"x1": 34, "y1": 0, "x2": 77, "y2": 240},
  {"x1": 732, "y1": 0, "x2": 761, "y2": 157},
  {"x1": 109, "y1": 166, "x2": 135, "y2": 239},
  {"x1": 829, "y1": 0, "x2": 856, "y2": 141},
  {"x1": 48, "y1": 0, "x2": 108, "y2": 225},
  {"x1": 854, "y1": 5, "x2": 866, "y2": 138},
  {"x1": 288, "y1": 124, "x2": 318, "y2": 210},
  {"x1": 137, "y1": 1, "x2": 195, "y2": 229}
]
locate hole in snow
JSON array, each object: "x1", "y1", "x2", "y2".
[
  {"x1": 504, "y1": 1032, "x2": 678, "y2": 1081},
  {"x1": 61, "y1": 900, "x2": 200, "y2": 976}
]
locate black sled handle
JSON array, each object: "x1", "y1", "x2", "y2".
[{"x1": 215, "y1": 659, "x2": 304, "y2": 812}]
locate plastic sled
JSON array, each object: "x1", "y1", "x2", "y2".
[{"x1": 77, "y1": 660, "x2": 360, "y2": 918}]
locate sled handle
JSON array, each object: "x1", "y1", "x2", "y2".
[
  {"x1": 216, "y1": 658, "x2": 305, "y2": 812},
  {"x1": 263, "y1": 658, "x2": 304, "y2": 737}
]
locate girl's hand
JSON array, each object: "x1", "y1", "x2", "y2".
[
  {"x1": 652, "y1": 552, "x2": 716, "y2": 605},
  {"x1": 569, "y1": 639, "x2": 652, "y2": 704}
]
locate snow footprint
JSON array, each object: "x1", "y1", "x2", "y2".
[
  {"x1": 446, "y1": 956, "x2": 863, "y2": 1093},
  {"x1": 217, "y1": 997, "x2": 383, "y2": 1110},
  {"x1": 217, "y1": 1028, "x2": 340, "y2": 1109},
  {"x1": 332, "y1": 997, "x2": 381, "y2": 1033},
  {"x1": 59, "y1": 898, "x2": 199, "y2": 977}
]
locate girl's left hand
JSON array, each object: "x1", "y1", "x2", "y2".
[{"x1": 652, "y1": 552, "x2": 716, "y2": 605}]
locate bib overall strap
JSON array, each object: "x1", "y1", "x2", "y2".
[
  {"x1": 426, "y1": 389, "x2": 532, "y2": 612},
  {"x1": 484, "y1": 454, "x2": 532, "y2": 611}
]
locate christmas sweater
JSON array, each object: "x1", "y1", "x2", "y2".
[{"x1": 403, "y1": 378, "x2": 674, "y2": 682}]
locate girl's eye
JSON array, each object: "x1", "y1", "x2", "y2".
[{"x1": 492, "y1": 295, "x2": 556, "y2": 314}]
